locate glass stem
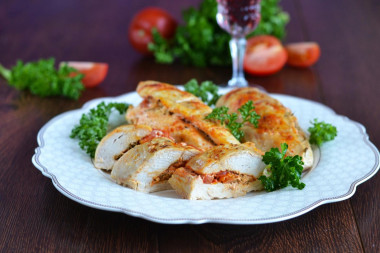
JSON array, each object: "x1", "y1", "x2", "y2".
[{"x1": 228, "y1": 37, "x2": 248, "y2": 87}]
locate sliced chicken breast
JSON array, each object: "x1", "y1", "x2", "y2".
[
  {"x1": 111, "y1": 137, "x2": 201, "y2": 193},
  {"x1": 216, "y1": 87, "x2": 313, "y2": 169},
  {"x1": 186, "y1": 142, "x2": 265, "y2": 177},
  {"x1": 136, "y1": 81, "x2": 240, "y2": 145},
  {"x1": 168, "y1": 143, "x2": 266, "y2": 200},
  {"x1": 127, "y1": 97, "x2": 214, "y2": 150},
  {"x1": 169, "y1": 168, "x2": 264, "y2": 200},
  {"x1": 94, "y1": 125, "x2": 152, "y2": 171}
]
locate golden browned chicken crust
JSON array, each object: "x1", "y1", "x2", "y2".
[
  {"x1": 136, "y1": 81, "x2": 240, "y2": 145},
  {"x1": 216, "y1": 87, "x2": 313, "y2": 169},
  {"x1": 126, "y1": 97, "x2": 214, "y2": 150}
]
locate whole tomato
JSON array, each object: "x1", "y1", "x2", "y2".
[
  {"x1": 243, "y1": 35, "x2": 288, "y2": 76},
  {"x1": 128, "y1": 7, "x2": 177, "y2": 54}
]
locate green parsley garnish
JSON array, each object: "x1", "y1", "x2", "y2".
[
  {"x1": 0, "y1": 58, "x2": 84, "y2": 99},
  {"x1": 259, "y1": 143, "x2": 305, "y2": 192},
  {"x1": 308, "y1": 119, "x2": 337, "y2": 146},
  {"x1": 184, "y1": 79, "x2": 220, "y2": 106},
  {"x1": 149, "y1": 0, "x2": 289, "y2": 67},
  {"x1": 205, "y1": 101, "x2": 260, "y2": 141},
  {"x1": 251, "y1": 0, "x2": 290, "y2": 39},
  {"x1": 70, "y1": 102, "x2": 130, "y2": 158}
]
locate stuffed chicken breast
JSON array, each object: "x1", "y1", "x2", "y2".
[
  {"x1": 168, "y1": 143, "x2": 266, "y2": 200},
  {"x1": 111, "y1": 137, "x2": 200, "y2": 193},
  {"x1": 94, "y1": 125, "x2": 152, "y2": 171}
]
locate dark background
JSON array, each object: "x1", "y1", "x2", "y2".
[{"x1": 0, "y1": 0, "x2": 379, "y2": 252}]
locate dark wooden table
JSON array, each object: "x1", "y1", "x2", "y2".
[{"x1": 1, "y1": 0, "x2": 379, "y2": 252}]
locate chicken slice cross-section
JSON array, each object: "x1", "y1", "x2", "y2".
[
  {"x1": 168, "y1": 143, "x2": 266, "y2": 200},
  {"x1": 94, "y1": 125, "x2": 152, "y2": 171},
  {"x1": 111, "y1": 137, "x2": 201, "y2": 193}
]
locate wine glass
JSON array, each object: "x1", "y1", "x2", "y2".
[{"x1": 216, "y1": 0, "x2": 261, "y2": 87}]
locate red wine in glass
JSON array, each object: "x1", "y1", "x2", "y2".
[{"x1": 216, "y1": 0, "x2": 261, "y2": 87}]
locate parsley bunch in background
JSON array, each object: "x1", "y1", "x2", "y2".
[
  {"x1": 0, "y1": 58, "x2": 84, "y2": 100},
  {"x1": 70, "y1": 102, "x2": 130, "y2": 158},
  {"x1": 250, "y1": 0, "x2": 289, "y2": 39},
  {"x1": 149, "y1": 0, "x2": 289, "y2": 67},
  {"x1": 149, "y1": 0, "x2": 230, "y2": 66}
]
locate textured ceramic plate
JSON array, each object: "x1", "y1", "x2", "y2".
[{"x1": 32, "y1": 88, "x2": 380, "y2": 224}]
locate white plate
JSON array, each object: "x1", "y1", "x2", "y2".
[{"x1": 32, "y1": 88, "x2": 380, "y2": 224}]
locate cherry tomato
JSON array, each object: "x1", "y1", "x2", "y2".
[
  {"x1": 285, "y1": 42, "x2": 321, "y2": 68},
  {"x1": 243, "y1": 35, "x2": 288, "y2": 76},
  {"x1": 65, "y1": 62, "x2": 109, "y2": 88},
  {"x1": 128, "y1": 7, "x2": 177, "y2": 54}
]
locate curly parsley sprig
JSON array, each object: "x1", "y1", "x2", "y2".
[
  {"x1": 70, "y1": 102, "x2": 130, "y2": 158},
  {"x1": 205, "y1": 101, "x2": 260, "y2": 141},
  {"x1": 308, "y1": 119, "x2": 337, "y2": 146},
  {"x1": 249, "y1": 0, "x2": 289, "y2": 39},
  {"x1": 259, "y1": 143, "x2": 305, "y2": 192},
  {"x1": 0, "y1": 58, "x2": 84, "y2": 99},
  {"x1": 184, "y1": 79, "x2": 220, "y2": 106}
]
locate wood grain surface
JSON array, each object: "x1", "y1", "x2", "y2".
[{"x1": 0, "y1": 0, "x2": 379, "y2": 252}]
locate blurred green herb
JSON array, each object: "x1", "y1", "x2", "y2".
[
  {"x1": 184, "y1": 79, "x2": 220, "y2": 106},
  {"x1": 149, "y1": 0, "x2": 289, "y2": 67},
  {"x1": 149, "y1": 0, "x2": 230, "y2": 67},
  {"x1": 70, "y1": 102, "x2": 130, "y2": 158},
  {"x1": 0, "y1": 58, "x2": 84, "y2": 99},
  {"x1": 248, "y1": 0, "x2": 289, "y2": 39}
]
